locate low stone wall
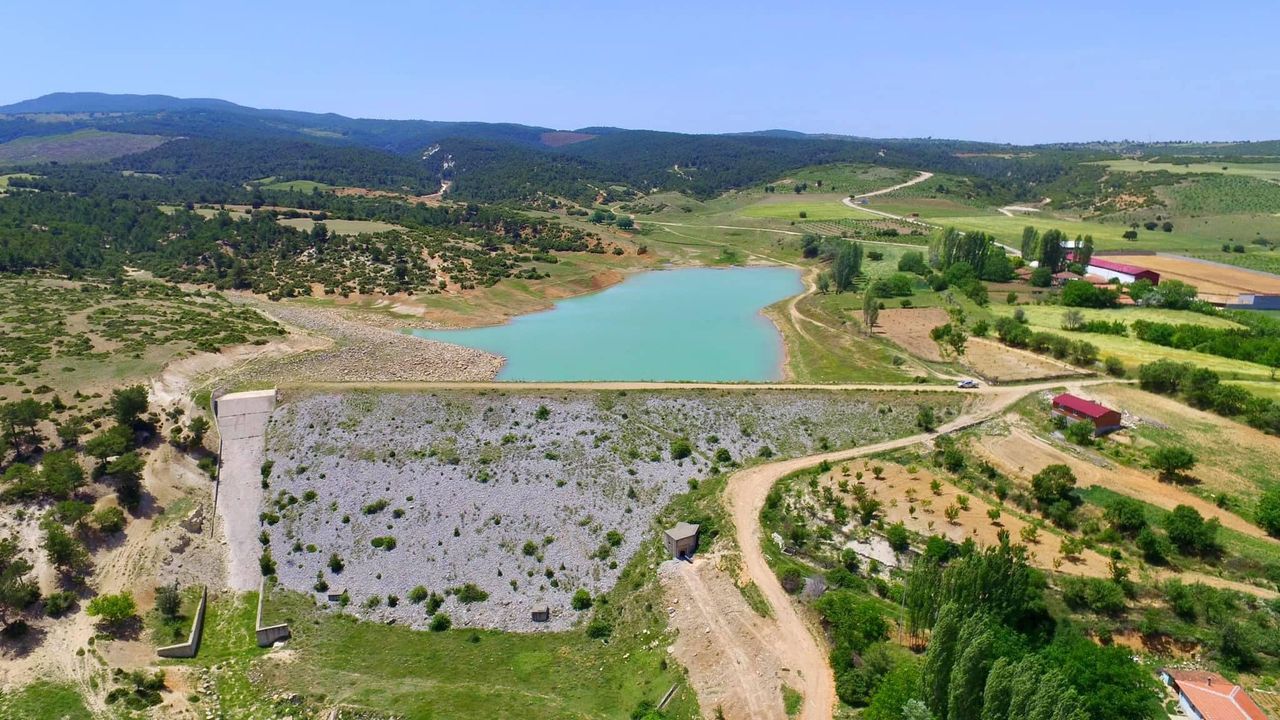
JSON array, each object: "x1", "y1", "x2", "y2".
[
  {"x1": 255, "y1": 577, "x2": 291, "y2": 648},
  {"x1": 156, "y1": 586, "x2": 208, "y2": 659}
]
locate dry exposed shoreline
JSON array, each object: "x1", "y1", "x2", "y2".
[{"x1": 241, "y1": 301, "x2": 504, "y2": 383}]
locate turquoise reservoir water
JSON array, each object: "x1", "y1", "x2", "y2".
[{"x1": 414, "y1": 267, "x2": 804, "y2": 381}]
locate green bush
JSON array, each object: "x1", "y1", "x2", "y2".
[
  {"x1": 91, "y1": 506, "x2": 126, "y2": 533},
  {"x1": 571, "y1": 589, "x2": 593, "y2": 611},
  {"x1": 453, "y1": 583, "x2": 489, "y2": 604},
  {"x1": 258, "y1": 549, "x2": 276, "y2": 576},
  {"x1": 87, "y1": 591, "x2": 137, "y2": 626},
  {"x1": 1257, "y1": 487, "x2": 1280, "y2": 537},
  {"x1": 44, "y1": 590, "x2": 77, "y2": 617}
]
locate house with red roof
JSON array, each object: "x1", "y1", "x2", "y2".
[
  {"x1": 1051, "y1": 393, "x2": 1122, "y2": 435},
  {"x1": 1160, "y1": 669, "x2": 1268, "y2": 720}
]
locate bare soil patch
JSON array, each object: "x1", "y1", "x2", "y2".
[
  {"x1": 877, "y1": 309, "x2": 1083, "y2": 381},
  {"x1": 234, "y1": 302, "x2": 503, "y2": 383},
  {"x1": 814, "y1": 461, "x2": 1112, "y2": 578},
  {"x1": 876, "y1": 308, "x2": 950, "y2": 362},
  {"x1": 975, "y1": 425, "x2": 1272, "y2": 542},
  {"x1": 539, "y1": 131, "x2": 597, "y2": 147},
  {"x1": 963, "y1": 338, "x2": 1087, "y2": 383},
  {"x1": 661, "y1": 556, "x2": 790, "y2": 719}
]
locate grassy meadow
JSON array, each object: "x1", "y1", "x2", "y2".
[
  {"x1": 986, "y1": 304, "x2": 1276, "y2": 381},
  {"x1": 0, "y1": 172, "x2": 37, "y2": 187},
  {"x1": 740, "y1": 194, "x2": 877, "y2": 221},
  {"x1": 1094, "y1": 159, "x2": 1280, "y2": 181},
  {"x1": 0, "y1": 683, "x2": 93, "y2": 720},
  {"x1": 259, "y1": 178, "x2": 335, "y2": 193}
]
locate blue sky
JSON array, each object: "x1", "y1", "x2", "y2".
[{"x1": 10, "y1": 1, "x2": 1279, "y2": 144}]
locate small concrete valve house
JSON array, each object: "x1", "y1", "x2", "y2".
[{"x1": 663, "y1": 522, "x2": 700, "y2": 560}]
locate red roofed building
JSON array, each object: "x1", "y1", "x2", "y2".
[
  {"x1": 1161, "y1": 669, "x2": 1268, "y2": 720},
  {"x1": 1085, "y1": 257, "x2": 1160, "y2": 285},
  {"x1": 1051, "y1": 393, "x2": 1122, "y2": 435}
]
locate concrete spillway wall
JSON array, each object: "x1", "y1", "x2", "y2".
[
  {"x1": 255, "y1": 577, "x2": 291, "y2": 647},
  {"x1": 156, "y1": 586, "x2": 208, "y2": 659}
]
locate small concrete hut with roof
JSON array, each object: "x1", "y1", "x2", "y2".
[{"x1": 663, "y1": 522, "x2": 700, "y2": 560}]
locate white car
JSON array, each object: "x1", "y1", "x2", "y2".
[{"x1": 956, "y1": 379, "x2": 980, "y2": 389}]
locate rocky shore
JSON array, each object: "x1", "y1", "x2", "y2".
[{"x1": 247, "y1": 302, "x2": 503, "y2": 383}]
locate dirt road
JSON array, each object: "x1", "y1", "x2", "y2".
[
  {"x1": 852, "y1": 170, "x2": 934, "y2": 199},
  {"x1": 714, "y1": 380, "x2": 1101, "y2": 720}
]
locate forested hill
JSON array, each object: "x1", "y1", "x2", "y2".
[
  {"x1": 439, "y1": 132, "x2": 1097, "y2": 204},
  {"x1": 5, "y1": 92, "x2": 1280, "y2": 206},
  {"x1": 0, "y1": 93, "x2": 559, "y2": 152}
]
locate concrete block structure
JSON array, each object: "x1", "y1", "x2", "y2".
[
  {"x1": 663, "y1": 522, "x2": 700, "y2": 559},
  {"x1": 531, "y1": 605, "x2": 550, "y2": 623}
]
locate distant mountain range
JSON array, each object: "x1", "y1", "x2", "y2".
[{"x1": 4, "y1": 92, "x2": 1278, "y2": 204}]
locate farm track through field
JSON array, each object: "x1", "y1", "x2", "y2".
[{"x1": 716, "y1": 378, "x2": 1114, "y2": 720}]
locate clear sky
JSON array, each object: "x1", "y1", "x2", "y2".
[{"x1": 9, "y1": 0, "x2": 1278, "y2": 144}]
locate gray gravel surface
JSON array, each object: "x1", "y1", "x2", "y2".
[
  {"x1": 258, "y1": 388, "x2": 958, "y2": 630},
  {"x1": 247, "y1": 303, "x2": 503, "y2": 382}
]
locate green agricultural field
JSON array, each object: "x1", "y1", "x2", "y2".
[
  {"x1": 772, "y1": 163, "x2": 915, "y2": 196},
  {"x1": 739, "y1": 194, "x2": 876, "y2": 222},
  {"x1": 1002, "y1": 304, "x2": 1242, "y2": 332},
  {"x1": 929, "y1": 212, "x2": 1218, "y2": 252},
  {"x1": 987, "y1": 304, "x2": 1274, "y2": 381},
  {"x1": 1161, "y1": 175, "x2": 1280, "y2": 216},
  {"x1": 260, "y1": 179, "x2": 334, "y2": 193},
  {"x1": 1095, "y1": 159, "x2": 1280, "y2": 182},
  {"x1": 1188, "y1": 247, "x2": 1280, "y2": 276},
  {"x1": 630, "y1": 221, "x2": 802, "y2": 266},
  {"x1": 859, "y1": 196, "x2": 1003, "y2": 219}
]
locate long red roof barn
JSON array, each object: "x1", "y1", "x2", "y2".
[{"x1": 1051, "y1": 393, "x2": 1122, "y2": 434}]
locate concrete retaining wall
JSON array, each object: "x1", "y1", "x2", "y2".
[
  {"x1": 255, "y1": 577, "x2": 291, "y2": 648},
  {"x1": 213, "y1": 389, "x2": 278, "y2": 441},
  {"x1": 156, "y1": 586, "x2": 208, "y2": 659}
]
